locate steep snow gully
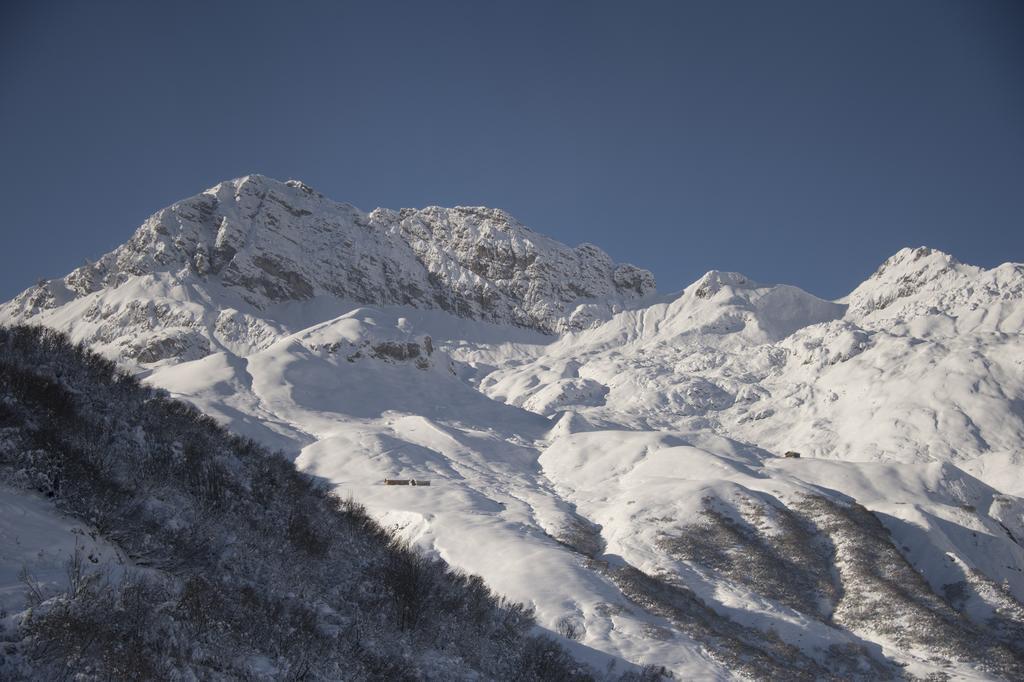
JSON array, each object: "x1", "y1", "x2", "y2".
[{"x1": 3, "y1": 175, "x2": 1023, "y2": 679}]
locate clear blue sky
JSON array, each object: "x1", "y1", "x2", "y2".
[{"x1": 1, "y1": 0, "x2": 1021, "y2": 300}]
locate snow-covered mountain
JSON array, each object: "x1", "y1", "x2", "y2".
[
  {"x1": 2, "y1": 175, "x2": 653, "y2": 364},
  {"x1": 3, "y1": 176, "x2": 1023, "y2": 680}
]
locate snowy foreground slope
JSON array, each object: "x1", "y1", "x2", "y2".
[
  {"x1": 3, "y1": 176, "x2": 1024, "y2": 679},
  {"x1": 0, "y1": 327, "x2": 624, "y2": 680}
]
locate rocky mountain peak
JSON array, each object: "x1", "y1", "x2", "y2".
[
  {"x1": 862, "y1": 246, "x2": 961, "y2": 291},
  {"x1": 7, "y1": 176, "x2": 655, "y2": 333},
  {"x1": 690, "y1": 270, "x2": 756, "y2": 299},
  {"x1": 844, "y1": 246, "x2": 1023, "y2": 332},
  {"x1": 0, "y1": 176, "x2": 657, "y2": 363}
]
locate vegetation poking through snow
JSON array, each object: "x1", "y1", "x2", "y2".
[
  {"x1": 660, "y1": 495, "x2": 838, "y2": 620},
  {"x1": 655, "y1": 494, "x2": 1024, "y2": 679},
  {"x1": 796, "y1": 495, "x2": 1024, "y2": 678},
  {"x1": 0, "y1": 325, "x2": 654, "y2": 680},
  {"x1": 598, "y1": 559, "x2": 893, "y2": 681}
]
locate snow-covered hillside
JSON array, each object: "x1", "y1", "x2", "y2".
[
  {"x1": 0, "y1": 327, "x2": 623, "y2": 681},
  {"x1": 2, "y1": 177, "x2": 1023, "y2": 679}
]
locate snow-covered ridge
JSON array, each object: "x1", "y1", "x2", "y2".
[{"x1": 4, "y1": 175, "x2": 654, "y2": 339}]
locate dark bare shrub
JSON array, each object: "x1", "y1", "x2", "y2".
[
  {"x1": 384, "y1": 539, "x2": 434, "y2": 631},
  {"x1": 556, "y1": 614, "x2": 583, "y2": 640},
  {"x1": 515, "y1": 635, "x2": 592, "y2": 681},
  {"x1": 287, "y1": 510, "x2": 330, "y2": 557}
]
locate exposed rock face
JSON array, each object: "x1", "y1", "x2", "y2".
[{"x1": 5, "y1": 175, "x2": 654, "y2": 340}]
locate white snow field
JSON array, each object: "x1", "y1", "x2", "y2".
[{"x1": 3, "y1": 175, "x2": 1023, "y2": 679}]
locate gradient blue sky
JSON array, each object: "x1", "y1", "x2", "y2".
[{"x1": 1, "y1": 0, "x2": 1022, "y2": 300}]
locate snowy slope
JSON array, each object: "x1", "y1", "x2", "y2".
[
  {"x1": 0, "y1": 486, "x2": 126, "y2": 617},
  {"x1": 2, "y1": 177, "x2": 1023, "y2": 679}
]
